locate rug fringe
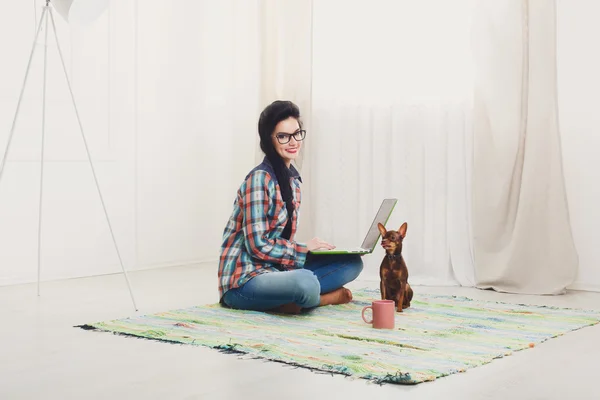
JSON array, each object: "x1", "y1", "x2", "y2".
[
  {"x1": 74, "y1": 325, "x2": 194, "y2": 347},
  {"x1": 75, "y1": 324, "x2": 98, "y2": 331},
  {"x1": 74, "y1": 324, "x2": 402, "y2": 385}
]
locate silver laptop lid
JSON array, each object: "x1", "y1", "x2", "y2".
[{"x1": 359, "y1": 199, "x2": 398, "y2": 251}]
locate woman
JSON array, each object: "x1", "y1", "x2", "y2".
[{"x1": 218, "y1": 100, "x2": 363, "y2": 313}]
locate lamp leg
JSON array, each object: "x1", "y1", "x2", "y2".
[
  {"x1": 0, "y1": 8, "x2": 48, "y2": 186},
  {"x1": 37, "y1": 7, "x2": 50, "y2": 297},
  {"x1": 47, "y1": 8, "x2": 139, "y2": 311}
]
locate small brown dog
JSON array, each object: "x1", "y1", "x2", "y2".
[{"x1": 378, "y1": 222, "x2": 413, "y2": 312}]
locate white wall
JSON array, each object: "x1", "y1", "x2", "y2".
[
  {"x1": 0, "y1": 1, "x2": 260, "y2": 286},
  {"x1": 557, "y1": 0, "x2": 600, "y2": 291}
]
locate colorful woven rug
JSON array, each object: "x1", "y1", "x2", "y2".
[{"x1": 78, "y1": 288, "x2": 600, "y2": 384}]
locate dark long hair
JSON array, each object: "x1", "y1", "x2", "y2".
[{"x1": 258, "y1": 101, "x2": 301, "y2": 239}]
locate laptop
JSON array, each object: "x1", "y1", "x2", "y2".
[{"x1": 310, "y1": 198, "x2": 398, "y2": 255}]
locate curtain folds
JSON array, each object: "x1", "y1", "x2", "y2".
[{"x1": 470, "y1": 0, "x2": 578, "y2": 294}]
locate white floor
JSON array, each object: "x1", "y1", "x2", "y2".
[{"x1": 2, "y1": 263, "x2": 600, "y2": 400}]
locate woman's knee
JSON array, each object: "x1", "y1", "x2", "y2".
[
  {"x1": 294, "y1": 269, "x2": 320, "y2": 293},
  {"x1": 293, "y1": 270, "x2": 320, "y2": 307},
  {"x1": 221, "y1": 288, "x2": 244, "y2": 309}
]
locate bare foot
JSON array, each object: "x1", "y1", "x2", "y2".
[
  {"x1": 272, "y1": 303, "x2": 302, "y2": 314},
  {"x1": 319, "y1": 287, "x2": 353, "y2": 307}
]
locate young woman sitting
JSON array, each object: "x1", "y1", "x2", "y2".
[{"x1": 218, "y1": 100, "x2": 364, "y2": 314}]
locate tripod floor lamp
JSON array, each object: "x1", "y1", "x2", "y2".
[{"x1": 0, "y1": 0, "x2": 138, "y2": 311}]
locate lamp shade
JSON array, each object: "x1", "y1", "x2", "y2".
[{"x1": 52, "y1": 0, "x2": 109, "y2": 25}]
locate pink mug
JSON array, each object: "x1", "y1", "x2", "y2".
[{"x1": 362, "y1": 300, "x2": 395, "y2": 329}]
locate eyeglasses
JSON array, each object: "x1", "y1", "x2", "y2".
[{"x1": 274, "y1": 129, "x2": 306, "y2": 144}]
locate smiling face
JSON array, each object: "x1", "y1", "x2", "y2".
[{"x1": 272, "y1": 117, "x2": 303, "y2": 167}]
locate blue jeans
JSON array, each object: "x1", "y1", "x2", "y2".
[{"x1": 222, "y1": 253, "x2": 364, "y2": 311}]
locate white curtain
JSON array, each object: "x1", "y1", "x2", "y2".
[
  {"x1": 2, "y1": 0, "x2": 593, "y2": 294},
  {"x1": 132, "y1": 0, "x2": 263, "y2": 267},
  {"x1": 470, "y1": 0, "x2": 578, "y2": 294},
  {"x1": 307, "y1": 0, "x2": 475, "y2": 284},
  {"x1": 256, "y1": 0, "x2": 315, "y2": 243}
]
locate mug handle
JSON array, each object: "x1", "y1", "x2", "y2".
[{"x1": 362, "y1": 306, "x2": 373, "y2": 323}]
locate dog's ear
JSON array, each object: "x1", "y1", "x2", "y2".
[
  {"x1": 377, "y1": 223, "x2": 387, "y2": 236},
  {"x1": 399, "y1": 222, "x2": 407, "y2": 238}
]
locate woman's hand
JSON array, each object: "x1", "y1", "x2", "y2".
[{"x1": 307, "y1": 237, "x2": 335, "y2": 251}]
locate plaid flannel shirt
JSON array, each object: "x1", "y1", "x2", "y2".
[{"x1": 218, "y1": 158, "x2": 308, "y2": 300}]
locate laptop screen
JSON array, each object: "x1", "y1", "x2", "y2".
[{"x1": 359, "y1": 199, "x2": 397, "y2": 251}]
